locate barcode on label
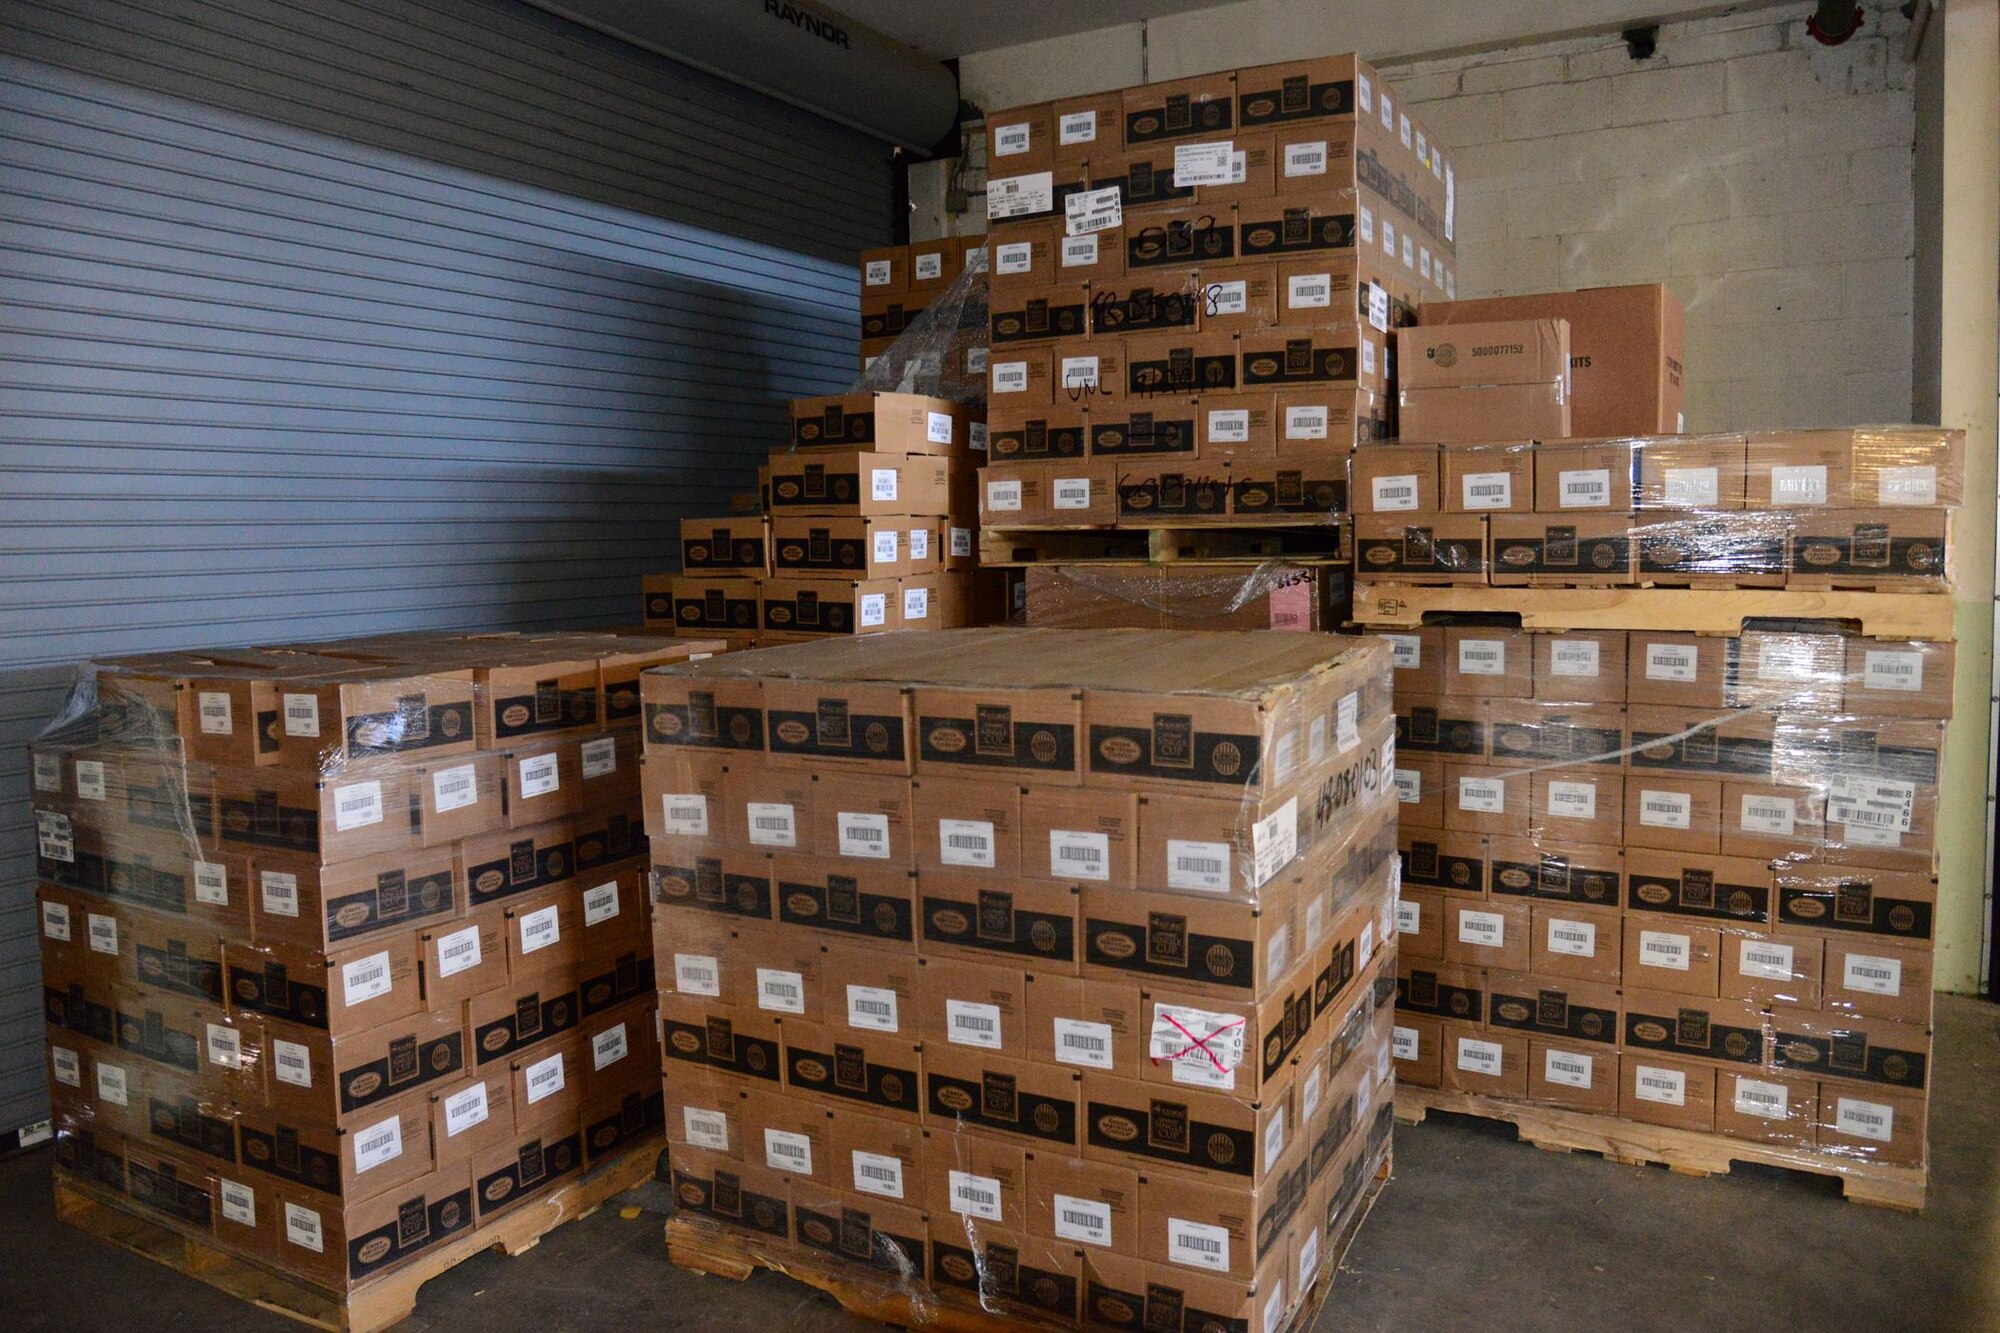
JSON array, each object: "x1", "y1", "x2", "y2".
[
  {"x1": 950, "y1": 1171, "x2": 1003, "y2": 1220},
  {"x1": 1836, "y1": 1097, "x2": 1893, "y2": 1141},
  {"x1": 1548, "y1": 920, "x2": 1595, "y2": 956},
  {"x1": 766, "y1": 1131, "x2": 812, "y2": 1171},
  {"x1": 1168, "y1": 1218, "x2": 1231, "y2": 1272},
  {"x1": 1559, "y1": 469, "x2": 1611, "y2": 507},
  {"x1": 275, "y1": 1040, "x2": 311, "y2": 1088},
  {"x1": 1640, "y1": 932, "x2": 1689, "y2": 970},
  {"x1": 1734, "y1": 1078, "x2": 1788, "y2": 1118},
  {"x1": 1635, "y1": 1067, "x2": 1685, "y2": 1105},
  {"x1": 1051, "y1": 830, "x2": 1109, "y2": 880},
  {"x1": 1457, "y1": 640, "x2": 1504, "y2": 674},
  {"x1": 333, "y1": 781, "x2": 383, "y2": 831},
  {"x1": 1545, "y1": 1050, "x2": 1592, "y2": 1089},
  {"x1": 199, "y1": 691, "x2": 232, "y2": 734},
  {"x1": 1645, "y1": 645, "x2": 1696, "y2": 680},
  {"x1": 1640, "y1": 792, "x2": 1692, "y2": 829}
]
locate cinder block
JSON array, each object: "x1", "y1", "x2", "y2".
[
  {"x1": 1609, "y1": 63, "x2": 1727, "y2": 127},
  {"x1": 1501, "y1": 79, "x2": 1614, "y2": 140}
]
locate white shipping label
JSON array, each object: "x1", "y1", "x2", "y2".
[
  {"x1": 873, "y1": 529, "x2": 899, "y2": 564},
  {"x1": 1396, "y1": 898, "x2": 1421, "y2": 934},
  {"x1": 518, "y1": 753, "x2": 560, "y2": 800},
  {"x1": 433, "y1": 763, "x2": 478, "y2": 813},
  {"x1": 1302, "y1": 1067, "x2": 1323, "y2": 1124},
  {"x1": 1461, "y1": 472, "x2": 1512, "y2": 510},
  {"x1": 436, "y1": 925, "x2": 484, "y2": 978},
  {"x1": 1362, "y1": 338, "x2": 1376, "y2": 377},
  {"x1": 1827, "y1": 773, "x2": 1916, "y2": 833},
  {"x1": 206, "y1": 1023, "x2": 241, "y2": 1070},
  {"x1": 993, "y1": 122, "x2": 1031, "y2": 156},
  {"x1": 352, "y1": 1116, "x2": 403, "y2": 1173},
  {"x1": 967, "y1": 352, "x2": 988, "y2": 380},
  {"x1": 1298, "y1": 1225, "x2": 1322, "y2": 1292},
  {"x1": 1544, "y1": 1049, "x2": 1594, "y2": 1089},
  {"x1": 1287, "y1": 272, "x2": 1332, "y2": 309},
  {"x1": 524, "y1": 1051, "x2": 565, "y2": 1104},
  {"x1": 592, "y1": 1022, "x2": 629, "y2": 1070},
  {"x1": 343, "y1": 950, "x2": 394, "y2": 1005},
  {"x1": 33, "y1": 752, "x2": 60, "y2": 792},
  {"x1": 859, "y1": 594, "x2": 888, "y2": 628},
  {"x1": 1559, "y1": 469, "x2": 1612, "y2": 508},
  {"x1": 1250, "y1": 796, "x2": 1299, "y2": 887},
  {"x1": 909, "y1": 527, "x2": 930, "y2": 561},
  {"x1": 1264, "y1": 1285, "x2": 1288, "y2": 1333},
  {"x1": 1368, "y1": 283, "x2": 1391, "y2": 332},
  {"x1": 949, "y1": 1170, "x2": 1005, "y2": 1221},
  {"x1": 1150, "y1": 1004, "x2": 1247, "y2": 1089},
  {"x1": 1400, "y1": 111, "x2": 1412, "y2": 146},
  {"x1": 1167, "y1": 1218, "x2": 1231, "y2": 1273},
  {"x1": 1381, "y1": 91, "x2": 1394, "y2": 129},
  {"x1": 1863, "y1": 650, "x2": 1925, "y2": 693},
  {"x1": 1549, "y1": 639, "x2": 1601, "y2": 678},
  {"x1": 97, "y1": 1061, "x2": 129, "y2": 1106},
  {"x1": 1060, "y1": 233, "x2": 1100, "y2": 267},
  {"x1": 1457, "y1": 638, "x2": 1506, "y2": 676},
  {"x1": 847, "y1": 984, "x2": 901, "y2": 1033},
  {"x1": 51, "y1": 1046, "x2": 80, "y2": 1088},
  {"x1": 1546, "y1": 780, "x2": 1598, "y2": 821},
  {"x1": 1835, "y1": 1096, "x2": 1895, "y2": 1142},
  {"x1": 193, "y1": 860, "x2": 229, "y2": 906},
  {"x1": 273, "y1": 1039, "x2": 312, "y2": 1089},
  {"x1": 36, "y1": 811, "x2": 73, "y2": 863},
  {"x1": 260, "y1": 870, "x2": 299, "y2": 918},
  {"x1": 863, "y1": 258, "x2": 892, "y2": 286},
  {"x1": 914, "y1": 251, "x2": 943, "y2": 280},
  {"x1": 1059, "y1": 110, "x2": 1099, "y2": 145},
  {"x1": 681, "y1": 1105, "x2": 729, "y2": 1151},
  {"x1": 1878, "y1": 465, "x2": 1938, "y2": 506},
  {"x1": 1065, "y1": 184, "x2": 1124, "y2": 236},
  {"x1": 674, "y1": 953, "x2": 721, "y2": 997},
  {"x1": 1733, "y1": 1077, "x2": 1790, "y2": 1120},
  {"x1": 332, "y1": 780, "x2": 383, "y2": 831},
  {"x1": 1634, "y1": 1066, "x2": 1686, "y2": 1106},
  {"x1": 69, "y1": 761, "x2": 106, "y2": 800},
  {"x1": 198, "y1": 690, "x2": 233, "y2": 735},
  {"x1": 41, "y1": 901, "x2": 71, "y2": 941},
  {"x1": 1662, "y1": 466, "x2": 1720, "y2": 506},
  {"x1": 988, "y1": 170, "x2": 1054, "y2": 221},
  {"x1": 1393, "y1": 767, "x2": 1420, "y2": 804},
  {"x1": 747, "y1": 802, "x2": 797, "y2": 848},
  {"x1": 1456, "y1": 1037, "x2": 1503, "y2": 1077},
  {"x1": 986, "y1": 479, "x2": 1024, "y2": 512},
  {"x1": 1392, "y1": 1026, "x2": 1420, "y2": 1062},
  {"x1": 519, "y1": 904, "x2": 560, "y2": 955},
  {"x1": 1052, "y1": 475, "x2": 1093, "y2": 510},
  {"x1": 1639, "y1": 790, "x2": 1693, "y2": 829},
  {"x1": 923, "y1": 409, "x2": 954, "y2": 445},
  {"x1": 839, "y1": 811, "x2": 891, "y2": 859},
  {"x1": 1173, "y1": 139, "x2": 1235, "y2": 186},
  {"x1": 1167, "y1": 839, "x2": 1230, "y2": 892},
  {"x1": 1740, "y1": 794, "x2": 1797, "y2": 835},
  {"x1": 1206, "y1": 280, "x2": 1248, "y2": 316},
  {"x1": 951, "y1": 526, "x2": 973, "y2": 557},
  {"x1": 1283, "y1": 140, "x2": 1329, "y2": 177},
  {"x1": 1263, "y1": 1115, "x2": 1286, "y2": 1173},
  {"x1": 1738, "y1": 939, "x2": 1795, "y2": 980},
  {"x1": 662, "y1": 793, "x2": 709, "y2": 836},
  {"x1": 1054, "y1": 1018, "x2": 1115, "y2": 1069},
  {"x1": 1457, "y1": 776, "x2": 1506, "y2": 814},
  {"x1": 851, "y1": 1150, "x2": 905, "y2": 1199},
  {"x1": 756, "y1": 968, "x2": 805, "y2": 1014},
  {"x1": 1387, "y1": 634, "x2": 1422, "y2": 670},
  {"x1": 765, "y1": 1129, "x2": 813, "y2": 1174},
  {"x1": 1054, "y1": 1193, "x2": 1112, "y2": 1247},
  {"x1": 1456, "y1": 909, "x2": 1505, "y2": 949},
  {"x1": 939, "y1": 817, "x2": 996, "y2": 868},
  {"x1": 1640, "y1": 931, "x2": 1692, "y2": 971},
  {"x1": 1285, "y1": 405, "x2": 1329, "y2": 439},
  {"x1": 947, "y1": 999, "x2": 1003, "y2": 1048},
  {"x1": 870, "y1": 467, "x2": 897, "y2": 502},
  {"x1": 1208, "y1": 408, "x2": 1251, "y2": 443},
  {"x1": 996, "y1": 241, "x2": 1034, "y2": 274},
  {"x1": 1359, "y1": 74, "x2": 1372, "y2": 109},
  {"x1": 220, "y1": 1180, "x2": 255, "y2": 1227},
  {"x1": 282, "y1": 692, "x2": 320, "y2": 737},
  {"x1": 1842, "y1": 953, "x2": 1903, "y2": 996},
  {"x1": 1360, "y1": 204, "x2": 1375, "y2": 242},
  {"x1": 284, "y1": 1203, "x2": 324, "y2": 1253},
  {"x1": 903, "y1": 587, "x2": 929, "y2": 621},
  {"x1": 1644, "y1": 642, "x2": 1697, "y2": 681},
  {"x1": 1050, "y1": 829, "x2": 1111, "y2": 881},
  {"x1": 1060, "y1": 355, "x2": 1101, "y2": 392},
  {"x1": 583, "y1": 880, "x2": 620, "y2": 927},
  {"x1": 1340, "y1": 696, "x2": 1364, "y2": 751},
  {"x1": 1770, "y1": 464, "x2": 1828, "y2": 505},
  {"x1": 444, "y1": 1083, "x2": 491, "y2": 1138},
  {"x1": 1546, "y1": 917, "x2": 1597, "y2": 958},
  {"x1": 1372, "y1": 474, "x2": 1419, "y2": 511}
]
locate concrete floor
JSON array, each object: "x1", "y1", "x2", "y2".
[{"x1": 5, "y1": 994, "x2": 1997, "y2": 1332}]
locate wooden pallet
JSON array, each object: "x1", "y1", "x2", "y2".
[
  {"x1": 1395, "y1": 1086, "x2": 1925, "y2": 1210},
  {"x1": 1352, "y1": 584, "x2": 1957, "y2": 639},
  {"x1": 54, "y1": 1140, "x2": 660, "y2": 1333},
  {"x1": 981, "y1": 523, "x2": 1347, "y2": 567},
  {"x1": 664, "y1": 1155, "x2": 1392, "y2": 1332}
]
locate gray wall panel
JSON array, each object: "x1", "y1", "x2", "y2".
[{"x1": 0, "y1": 0, "x2": 893, "y2": 1134}]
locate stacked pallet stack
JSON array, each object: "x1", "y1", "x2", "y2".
[
  {"x1": 646, "y1": 391, "x2": 989, "y2": 647},
  {"x1": 645, "y1": 629, "x2": 1400, "y2": 1331},
  {"x1": 1360, "y1": 426, "x2": 1963, "y2": 1208},
  {"x1": 972, "y1": 55, "x2": 1452, "y2": 613},
  {"x1": 34, "y1": 630, "x2": 710, "y2": 1313}
]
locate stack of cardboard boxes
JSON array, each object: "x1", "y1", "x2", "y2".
[
  {"x1": 974, "y1": 55, "x2": 1451, "y2": 537},
  {"x1": 1355, "y1": 427, "x2": 1964, "y2": 589},
  {"x1": 1386, "y1": 617, "x2": 1950, "y2": 1169},
  {"x1": 648, "y1": 391, "x2": 989, "y2": 646},
  {"x1": 34, "y1": 630, "x2": 708, "y2": 1294},
  {"x1": 646, "y1": 629, "x2": 1400, "y2": 1329},
  {"x1": 859, "y1": 236, "x2": 991, "y2": 371}
]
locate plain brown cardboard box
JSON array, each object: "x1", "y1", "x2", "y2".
[
  {"x1": 1025, "y1": 1151, "x2": 1138, "y2": 1255},
  {"x1": 1622, "y1": 914, "x2": 1722, "y2": 997},
  {"x1": 1351, "y1": 443, "x2": 1442, "y2": 513},
  {"x1": 1442, "y1": 897, "x2": 1528, "y2": 972},
  {"x1": 1745, "y1": 429, "x2": 1854, "y2": 508},
  {"x1": 1532, "y1": 439, "x2": 1639, "y2": 512},
  {"x1": 1395, "y1": 885, "x2": 1445, "y2": 959},
  {"x1": 1381, "y1": 626, "x2": 1444, "y2": 692},
  {"x1": 1441, "y1": 443, "x2": 1535, "y2": 513},
  {"x1": 859, "y1": 244, "x2": 909, "y2": 298},
  {"x1": 991, "y1": 219, "x2": 1122, "y2": 290},
  {"x1": 1393, "y1": 754, "x2": 1445, "y2": 829},
  {"x1": 1841, "y1": 639, "x2": 1955, "y2": 719},
  {"x1": 1626, "y1": 631, "x2": 1726, "y2": 708},
  {"x1": 1814, "y1": 1084, "x2": 1926, "y2": 1167},
  {"x1": 1623, "y1": 775, "x2": 1724, "y2": 854},
  {"x1": 1439, "y1": 1019, "x2": 1527, "y2": 1097},
  {"x1": 1486, "y1": 834, "x2": 1621, "y2": 907},
  {"x1": 1532, "y1": 630, "x2": 1627, "y2": 702},
  {"x1": 1443, "y1": 627, "x2": 1531, "y2": 699},
  {"x1": 1420, "y1": 285, "x2": 1685, "y2": 436},
  {"x1": 1634, "y1": 433, "x2": 1750, "y2": 510},
  {"x1": 1400, "y1": 319, "x2": 1569, "y2": 393},
  {"x1": 1530, "y1": 902, "x2": 1623, "y2": 984},
  {"x1": 1443, "y1": 762, "x2": 1529, "y2": 839},
  {"x1": 923, "y1": 1131, "x2": 1031, "y2": 1233},
  {"x1": 1720, "y1": 929, "x2": 1824, "y2": 1009},
  {"x1": 1390, "y1": 1012, "x2": 1443, "y2": 1087},
  {"x1": 1528, "y1": 1038, "x2": 1619, "y2": 1113},
  {"x1": 1719, "y1": 781, "x2": 1826, "y2": 861},
  {"x1": 1619, "y1": 1054, "x2": 1716, "y2": 1133},
  {"x1": 912, "y1": 776, "x2": 1024, "y2": 877},
  {"x1": 915, "y1": 955, "x2": 1039, "y2": 1061},
  {"x1": 980, "y1": 460, "x2": 1120, "y2": 526},
  {"x1": 1714, "y1": 1069, "x2": 1818, "y2": 1150},
  {"x1": 824, "y1": 1105, "x2": 924, "y2": 1206},
  {"x1": 1821, "y1": 936, "x2": 1934, "y2": 1025},
  {"x1": 1531, "y1": 768, "x2": 1625, "y2": 846}
]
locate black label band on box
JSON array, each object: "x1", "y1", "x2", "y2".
[
  {"x1": 924, "y1": 892, "x2": 1075, "y2": 963},
  {"x1": 339, "y1": 1030, "x2": 463, "y2": 1114},
  {"x1": 787, "y1": 1042, "x2": 917, "y2": 1112},
  {"x1": 1082, "y1": 918, "x2": 1254, "y2": 989},
  {"x1": 1776, "y1": 884, "x2": 1932, "y2": 940},
  {"x1": 1395, "y1": 971, "x2": 1484, "y2": 1023},
  {"x1": 348, "y1": 1185, "x2": 475, "y2": 1281},
  {"x1": 652, "y1": 860, "x2": 772, "y2": 920},
  {"x1": 675, "y1": 1168, "x2": 790, "y2": 1239},
  {"x1": 919, "y1": 715, "x2": 1076, "y2": 772},
  {"x1": 473, "y1": 990, "x2": 577, "y2": 1066},
  {"x1": 779, "y1": 874, "x2": 914, "y2": 942}
]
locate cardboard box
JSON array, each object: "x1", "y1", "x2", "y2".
[
  {"x1": 1531, "y1": 631, "x2": 1627, "y2": 702},
  {"x1": 927, "y1": 1044, "x2": 1081, "y2": 1150},
  {"x1": 1127, "y1": 330, "x2": 1240, "y2": 398},
  {"x1": 768, "y1": 516, "x2": 945, "y2": 582},
  {"x1": 1442, "y1": 628, "x2": 1531, "y2": 699},
  {"x1": 1623, "y1": 988, "x2": 1767, "y2": 1069},
  {"x1": 1354, "y1": 513, "x2": 1486, "y2": 582},
  {"x1": 1626, "y1": 848, "x2": 1772, "y2": 925},
  {"x1": 1820, "y1": 937, "x2": 1933, "y2": 1025},
  {"x1": 1814, "y1": 1085, "x2": 1926, "y2": 1167},
  {"x1": 1394, "y1": 693, "x2": 1486, "y2": 761},
  {"x1": 679, "y1": 516, "x2": 769, "y2": 576},
  {"x1": 1619, "y1": 1054, "x2": 1716, "y2": 1133},
  {"x1": 656, "y1": 995, "x2": 782, "y2": 1089},
  {"x1": 1622, "y1": 916, "x2": 1722, "y2": 997},
  {"x1": 1189, "y1": 392, "x2": 1277, "y2": 463},
  {"x1": 1079, "y1": 1071, "x2": 1282, "y2": 1181},
  {"x1": 1529, "y1": 902, "x2": 1622, "y2": 984},
  {"x1": 766, "y1": 450, "x2": 952, "y2": 518},
  {"x1": 804, "y1": 771, "x2": 913, "y2": 867},
  {"x1": 1393, "y1": 885, "x2": 1444, "y2": 960},
  {"x1": 1420, "y1": 285, "x2": 1683, "y2": 437},
  {"x1": 1841, "y1": 639, "x2": 1955, "y2": 719},
  {"x1": 1721, "y1": 929, "x2": 1823, "y2": 1009},
  {"x1": 1089, "y1": 268, "x2": 1206, "y2": 337},
  {"x1": 1788, "y1": 509, "x2": 1952, "y2": 589},
  {"x1": 769, "y1": 853, "x2": 916, "y2": 952},
  {"x1": 1634, "y1": 511, "x2": 1787, "y2": 585},
  {"x1": 1440, "y1": 443, "x2": 1534, "y2": 515},
  {"x1": 859, "y1": 245, "x2": 908, "y2": 298},
  {"x1": 472, "y1": 1115, "x2": 586, "y2": 1222},
  {"x1": 1634, "y1": 433, "x2": 1749, "y2": 510},
  {"x1": 262, "y1": 668, "x2": 478, "y2": 772},
  {"x1": 1113, "y1": 460, "x2": 1232, "y2": 523},
  {"x1": 1486, "y1": 836, "x2": 1621, "y2": 908},
  {"x1": 213, "y1": 765, "x2": 418, "y2": 865},
  {"x1": 670, "y1": 1146, "x2": 793, "y2": 1250},
  {"x1": 930, "y1": 1220, "x2": 1082, "y2": 1324},
  {"x1": 1532, "y1": 439, "x2": 1639, "y2": 513},
  {"x1": 981, "y1": 461, "x2": 1120, "y2": 526},
  {"x1": 1768, "y1": 1011, "x2": 1930, "y2": 1094},
  {"x1": 1443, "y1": 762, "x2": 1529, "y2": 838},
  {"x1": 1084, "y1": 397, "x2": 1200, "y2": 462},
  {"x1": 1714, "y1": 1069, "x2": 1818, "y2": 1150},
  {"x1": 922, "y1": 1128, "x2": 1031, "y2": 1233},
  {"x1": 1622, "y1": 775, "x2": 1723, "y2": 853},
  {"x1": 990, "y1": 281, "x2": 1093, "y2": 347},
  {"x1": 1401, "y1": 830, "x2": 1487, "y2": 901},
  {"x1": 1276, "y1": 387, "x2": 1390, "y2": 457},
  {"x1": 793, "y1": 1183, "x2": 928, "y2": 1279},
  {"x1": 992, "y1": 219, "x2": 1121, "y2": 289},
  {"x1": 1395, "y1": 960, "x2": 1484, "y2": 1026},
  {"x1": 275, "y1": 1164, "x2": 477, "y2": 1289},
  {"x1": 1718, "y1": 781, "x2": 1826, "y2": 862},
  {"x1": 1487, "y1": 972, "x2": 1620, "y2": 1050},
  {"x1": 1774, "y1": 862, "x2": 1936, "y2": 944},
  {"x1": 1227, "y1": 446, "x2": 1349, "y2": 519},
  {"x1": 1123, "y1": 207, "x2": 1239, "y2": 271},
  {"x1": 1844, "y1": 424, "x2": 1965, "y2": 507},
  {"x1": 1626, "y1": 705, "x2": 1776, "y2": 780},
  {"x1": 1025, "y1": 1152, "x2": 1138, "y2": 1255},
  {"x1": 1439, "y1": 1020, "x2": 1527, "y2": 1097},
  {"x1": 1489, "y1": 513, "x2": 1636, "y2": 584},
  {"x1": 1443, "y1": 897, "x2": 1528, "y2": 972},
  {"x1": 1239, "y1": 326, "x2": 1386, "y2": 395},
  {"x1": 1531, "y1": 768, "x2": 1624, "y2": 845},
  {"x1": 1528, "y1": 1038, "x2": 1618, "y2": 1114},
  {"x1": 988, "y1": 400, "x2": 1088, "y2": 463},
  {"x1": 1746, "y1": 429, "x2": 1854, "y2": 508},
  {"x1": 1392, "y1": 755, "x2": 1444, "y2": 830},
  {"x1": 1390, "y1": 1013, "x2": 1443, "y2": 1087},
  {"x1": 1122, "y1": 73, "x2": 1237, "y2": 147},
  {"x1": 662, "y1": 576, "x2": 761, "y2": 636},
  {"x1": 860, "y1": 292, "x2": 927, "y2": 344},
  {"x1": 759, "y1": 576, "x2": 917, "y2": 637}
]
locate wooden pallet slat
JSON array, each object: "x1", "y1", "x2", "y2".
[
  {"x1": 980, "y1": 523, "x2": 1348, "y2": 567},
  {"x1": 54, "y1": 1140, "x2": 661, "y2": 1333},
  {"x1": 1395, "y1": 1086, "x2": 1925, "y2": 1210},
  {"x1": 1352, "y1": 584, "x2": 1958, "y2": 640}
]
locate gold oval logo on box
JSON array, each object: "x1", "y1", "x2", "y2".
[
  {"x1": 1501, "y1": 545, "x2": 1536, "y2": 567},
  {"x1": 677, "y1": 1182, "x2": 705, "y2": 1206},
  {"x1": 931, "y1": 908, "x2": 970, "y2": 935},
  {"x1": 1237, "y1": 487, "x2": 1271, "y2": 507},
  {"x1": 502, "y1": 704, "x2": 531, "y2": 728},
  {"x1": 803, "y1": 1219, "x2": 835, "y2": 1245},
  {"x1": 776, "y1": 481, "x2": 802, "y2": 500},
  {"x1": 1245, "y1": 227, "x2": 1279, "y2": 249},
  {"x1": 1098, "y1": 737, "x2": 1142, "y2": 765},
  {"x1": 927, "y1": 725, "x2": 968, "y2": 754},
  {"x1": 669, "y1": 1031, "x2": 701, "y2": 1055},
  {"x1": 1205, "y1": 944, "x2": 1235, "y2": 977},
  {"x1": 1497, "y1": 1001, "x2": 1531, "y2": 1023},
  {"x1": 1247, "y1": 356, "x2": 1282, "y2": 378},
  {"x1": 1096, "y1": 1114, "x2": 1139, "y2": 1142},
  {"x1": 1783, "y1": 1040, "x2": 1821, "y2": 1064},
  {"x1": 359, "y1": 1236, "x2": 395, "y2": 1263},
  {"x1": 1244, "y1": 96, "x2": 1277, "y2": 119},
  {"x1": 347, "y1": 1071, "x2": 382, "y2": 1099},
  {"x1": 938, "y1": 1085, "x2": 974, "y2": 1112},
  {"x1": 941, "y1": 1254, "x2": 976, "y2": 1282},
  {"x1": 1364, "y1": 546, "x2": 1397, "y2": 566},
  {"x1": 1633, "y1": 1021, "x2": 1669, "y2": 1043},
  {"x1": 793, "y1": 1057, "x2": 828, "y2": 1083},
  {"x1": 335, "y1": 903, "x2": 373, "y2": 930},
  {"x1": 1802, "y1": 543, "x2": 1842, "y2": 567},
  {"x1": 1095, "y1": 1298, "x2": 1137, "y2": 1324},
  {"x1": 768, "y1": 606, "x2": 793, "y2": 625},
  {"x1": 1636, "y1": 884, "x2": 1671, "y2": 906},
  {"x1": 779, "y1": 544, "x2": 806, "y2": 562},
  {"x1": 775, "y1": 720, "x2": 810, "y2": 745},
  {"x1": 787, "y1": 892, "x2": 820, "y2": 917},
  {"x1": 1498, "y1": 868, "x2": 1531, "y2": 890},
  {"x1": 483, "y1": 1178, "x2": 515, "y2": 1204},
  {"x1": 686, "y1": 544, "x2": 711, "y2": 563},
  {"x1": 1095, "y1": 932, "x2": 1137, "y2": 960}
]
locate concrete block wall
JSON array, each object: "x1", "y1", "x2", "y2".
[{"x1": 1383, "y1": 1, "x2": 1917, "y2": 430}]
